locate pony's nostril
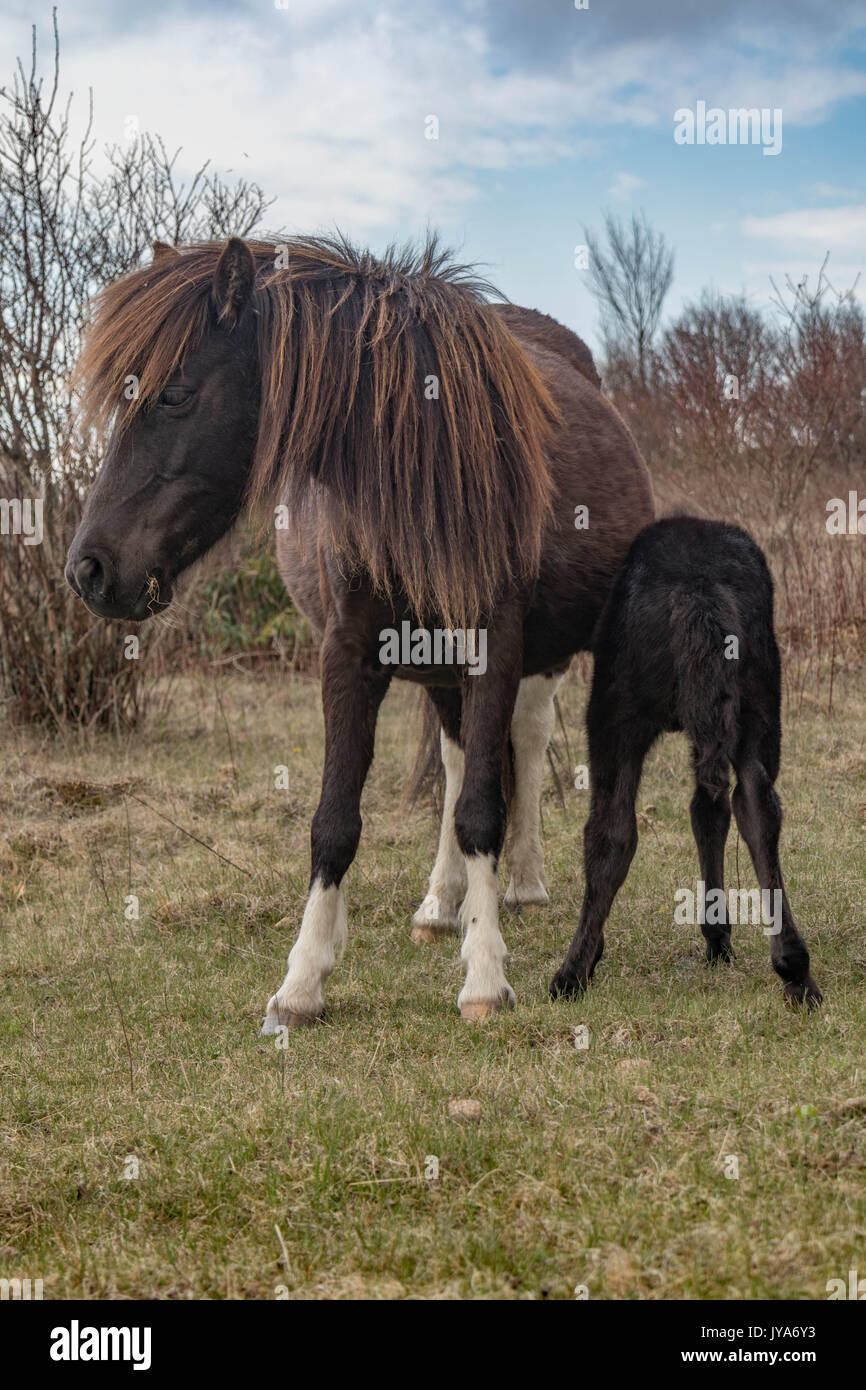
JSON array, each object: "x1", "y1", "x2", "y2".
[{"x1": 75, "y1": 555, "x2": 104, "y2": 596}]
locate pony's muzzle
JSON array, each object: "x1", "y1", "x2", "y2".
[
  {"x1": 66, "y1": 548, "x2": 112, "y2": 606},
  {"x1": 65, "y1": 545, "x2": 156, "y2": 620},
  {"x1": 67, "y1": 552, "x2": 103, "y2": 598}
]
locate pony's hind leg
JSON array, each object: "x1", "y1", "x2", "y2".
[
  {"x1": 412, "y1": 731, "x2": 466, "y2": 941},
  {"x1": 731, "y1": 755, "x2": 822, "y2": 1007},
  {"x1": 504, "y1": 669, "x2": 565, "y2": 910},
  {"x1": 262, "y1": 615, "x2": 390, "y2": 1031},
  {"x1": 689, "y1": 771, "x2": 733, "y2": 964},
  {"x1": 412, "y1": 690, "x2": 465, "y2": 942},
  {"x1": 454, "y1": 608, "x2": 523, "y2": 1021}
]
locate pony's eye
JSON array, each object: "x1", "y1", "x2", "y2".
[{"x1": 157, "y1": 385, "x2": 193, "y2": 408}]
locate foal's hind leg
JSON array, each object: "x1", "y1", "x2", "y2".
[
  {"x1": 689, "y1": 778, "x2": 733, "y2": 963},
  {"x1": 412, "y1": 690, "x2": 465, "y2": 942},
  {"x1": 504, "y1": 669, "x2": 565, "y2": 910},
  {"x1": 262, "y1": 615, "x2": 390, "y2": 1031},
  {"x1": 731, "y1": 757, "x2": 821, "y2": 1007},
  {"x1": 550, "y1": 734, "x2": 648, "y2": 999}
]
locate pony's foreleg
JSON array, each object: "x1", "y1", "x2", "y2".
[
  {"x1": 411, "y1": 729, "x2": 466, "y2": 941},
  {"x1": 454, "y1": 615, "x2": 523, "y2": 1020},
  {"x1": 504, "y1": 670, "x2": 565, "y2": 910},
  {"x1": 262, "y1": 625, "x2": 390, "y2": 1031}
]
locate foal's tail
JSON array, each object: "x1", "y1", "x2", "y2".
[{"x1": 669, "y1": 587, "x2": 741, "y2": 795}]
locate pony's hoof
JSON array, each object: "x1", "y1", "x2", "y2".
[
  {"x1": 410, "y1": 919, "x2": 459, "y2": 944},
  {"x1": 260, "y1": 995, "x2": 325, "y2": 1034},
  {"x1": 459, "y1": 988, "x2": 515, "y2": 1022},
  {"x1": 504, "y1": 876, "x2": 549, "y2": 911},
  {"x1": 784, "y1": 975, "x2": 823, "y2": 1009},
  {"x1": 412, "y1": 925, "x2": 460, "y2": 944},
  {"x1": 411, "y1": 894, "x2": 460, "y2": 942}
]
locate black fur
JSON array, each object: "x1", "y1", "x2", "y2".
[{"x1": 551, "y1": 516, "x2": 821, "y2": 1007}]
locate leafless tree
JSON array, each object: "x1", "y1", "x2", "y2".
[{"x1": 583, "y1": 211, "x2": 674, "y2": 387}]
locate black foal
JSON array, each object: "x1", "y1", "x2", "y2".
[{"x1": 551, "y1": 517, "x2": 821, "y2": 1007}]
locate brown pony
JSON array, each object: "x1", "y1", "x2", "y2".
[{"x1": 67, "y1": 235, "x2": 654, "y2": 1026}]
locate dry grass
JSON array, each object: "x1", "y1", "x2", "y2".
[{"x1": 1, "y1": 665, "x2": 864, "y2": 1299}]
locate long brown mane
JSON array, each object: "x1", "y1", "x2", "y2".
[{"x1": 76, "y1": 235, "x2": 559, "y2": 628}]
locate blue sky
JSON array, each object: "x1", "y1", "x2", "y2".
[{"x1": 4, "y1": 0, "x2": 865, "y2": 350}]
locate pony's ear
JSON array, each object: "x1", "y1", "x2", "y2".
[
  {"x1": 212, "y1": 237, "x2": 256, "y2": 328},
  {"x1": 151, "y1": 240, "x2": 179, "y2": 264}
]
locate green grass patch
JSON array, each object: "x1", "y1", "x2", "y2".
[{"x1": 1, "y1": 667, "x2": 864, "y2": 1298}]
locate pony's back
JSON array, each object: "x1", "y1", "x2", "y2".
[{"x1": 493, "y1": 304, "x2": 602, "y2": 390}]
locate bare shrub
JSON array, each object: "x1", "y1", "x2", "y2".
[
  {"x1": 608, "y1": 265, "x2": 865, "y2": 708},
  {"x1": 0, "y1": 15, "x2": 271, "y2": 728}
]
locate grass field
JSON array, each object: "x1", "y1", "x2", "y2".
[{"x1": 1, "y1": 664, "x2": 865, "y2": 1300}]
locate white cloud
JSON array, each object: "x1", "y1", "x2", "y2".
[
  {"x1": 737, "y1": 260, "x2": 865, "y2": 308},
  {"x1": 1, "y1": 1, "x2": 863, "y2": 240},
  {"x1": 39, "y1": 10, "x2": 611, "y2": 233},
  {"x1": 608, "y1": 171, "x2": 646, "y2": 200},
  {"x1": 740, "y1": 207, "x2": 866, "y2": 302},
  {"x1": 742, "y1": 205, "x2": 866, "y2": 250},
  {"x1": 812, "y1": 181, "x2": 861, "y2": 201}
]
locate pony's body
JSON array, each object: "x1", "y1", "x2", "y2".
[
  {"x1": 272, "y1": 300, "x2": 652, "y2": 938},
  {"x1": 67, "y1": 235, "x2": 654, "y2": 1024}
]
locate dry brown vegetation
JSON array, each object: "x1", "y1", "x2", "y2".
[{"x1": 605, "y1": 259, "x2": 865, "y2": 709}]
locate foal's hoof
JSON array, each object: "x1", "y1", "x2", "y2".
[
  {"x1": 504, "y1": 876, "x2": 550, "y2": 911},
  {"x1": 459, "y1": 988, "x2": 515, "y2": 1022},
  {"x1": 549, "y1": 968, "x2": 587, "y2": 1000},
  {"x1": 784, "y1": 975, "x2": 823, "y2": 1009},
  {"x1": 260, "y1": 996, "x2": 325, "y2": 1034},
  {"x1": 706, "y1": 938, "x2": 734, "y2": 965}
]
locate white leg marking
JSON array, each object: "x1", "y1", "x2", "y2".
[
  {"x1": 504, "y1": 672, "x2": 563, "y2": 909},
  {"x1": 458, "y1": 852, "x2": 515, "y2": 1019},
  {"x1": 412, "y1": 731, "x2": 466, "y2": 939},
  {"x1": 261, "y1": 879, "x2": 346, "y2": 1031}
]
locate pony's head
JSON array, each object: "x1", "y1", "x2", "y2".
[
  {"x1": 66, "y1": 238, "x2": 259, "y2": 619},
  {"x1": 68, "y1": 232, "x2": 558, "y2": 629}
]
